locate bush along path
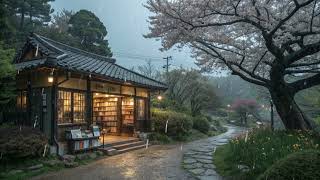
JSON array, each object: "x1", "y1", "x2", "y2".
[{"x1": 183, "y1": 125, "x2": 246, "y2": 180}]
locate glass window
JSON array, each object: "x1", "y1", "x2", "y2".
[
  {"x1": 73, "y1": 92, "x2": 86, "y2": 123},
  {"x1": 137, "y1": 99, "x2": 146, "y2": 120},
  {"x1": 58, "y1": 91, "x2": 72, "y2": 124},
  {"x1": 16, "y1": 91, "x2": 27, "y2": 111},
  {"x1": 58, "y1": 91, "x2": 86, "y2": 124}
]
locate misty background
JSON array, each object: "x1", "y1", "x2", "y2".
[{"x1": 51, "y1": 0, "x2": 197, "y2": 71}]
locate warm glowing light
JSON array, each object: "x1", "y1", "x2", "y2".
[
  {"x1": 157, "y1": 95, "x2": 163, "y2": 101},
  {"x1": 48, "y1": 76, "x2": 54, "y2": 83},
  {"x1": 105, "y1": 95, "x2": 109, "y2": 97},
  {"x1": 95, "y1": 93, "x2": 99, "y2": 96}
]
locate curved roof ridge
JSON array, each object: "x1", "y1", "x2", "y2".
[
  {"x1": 34, "y1": 33, "x2": 116, "y2": 63},
  {"x1": 32, "y1": 33, "x2": 65, "y2": 55},
  {"x1": 114, "y1": 63, "x2": 166, "y2": 86}
]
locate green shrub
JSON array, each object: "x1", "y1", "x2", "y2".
[
  {"x1": 193, "y1": 116, "x2": 210, "y2": 134},
  {"x1": 151, "y1": 108, "x2": 193, "y2": 138},
  {"x1": 314, "y1": 116, "x2": 320, "y2": 125},
  {"x1": 148, "y1": 132, "x2": 172, "y2": 144},
  {"x1": 258, "y1": 150, "x2": 320, "y2": 180},
  {"x1": 0, "y1": 126, "x2": 48, "y2": 161},
  {"x1": 214, "y1": 128, "x2": 320, "y2": 179}
]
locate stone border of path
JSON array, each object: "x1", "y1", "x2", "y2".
[{"x1": 182, "y1": 125, "x2": 246, "y2": 180}]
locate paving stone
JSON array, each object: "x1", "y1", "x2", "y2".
[
  {"x1": 8, "y1": 169, "x2": 23, "y2": 175},
  {"x1": 182, "y1": 126, "x2": 247, "y2": 180},
  {"x1": 191, "y1": 155, "x2": 213, "y2": 160},
  {"x1": 62, "y1": 154, "x2": 76, "y2": 162},
  {"x1": 184, "y1": 152, "x2": 197, "y2": 156},
  {"x1": 203, "y1": 164, "x2": 216, "y2": 169},
  {"x1": 27, "y1": 164, "x2": 43, "y2": 170},
  {"x1": 184, "y1": 164, "x2": 195, "y2": 169},
  {"x1": 190, "y1": 168, "x2": 205, "y2": 175},
  {"x1": 197, "y1": 159, "x2": 212, "y2": 164},
  {"x1": 204, "y1": 169, "x2": 218, "y2": 176},
  {"x1": 198, "y1": 175, "x2": 221, "y2": 180},
  {"x1": 184, "y1": 158, "x2": 197, "y2": 164}
]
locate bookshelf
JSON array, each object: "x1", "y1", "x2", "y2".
[
  {"x1": 93, "y1": 96, "x2": 119, "y2": 133},
  {"x1": 122, "y1": 97, "x2": 134, "y2": 126}
]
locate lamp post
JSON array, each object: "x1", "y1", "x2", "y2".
[
  {"x1": 102, "y1": 128, "x2": 106, "y2": 148},
  {"x1": 270, "y1": 99, "x2": 274, "y2": 131}
]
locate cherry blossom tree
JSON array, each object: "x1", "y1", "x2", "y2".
[
  {"x1": 231, "y1": 99, "x2": 260, "y2": 125},
  {"x1": 145, "y1": 0, "x2": 320, "y2": 130}
]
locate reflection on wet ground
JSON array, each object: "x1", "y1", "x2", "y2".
[
  {"x1": 32, "y1": 125, "x2": 245, "y2": 180},
  {"x1": 32, "y1": 145, "x2": 194, "y2": 180}
]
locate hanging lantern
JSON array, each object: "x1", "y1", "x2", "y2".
[{"x1": 48, "y1": 70, "x2": 54, "y2": 83}]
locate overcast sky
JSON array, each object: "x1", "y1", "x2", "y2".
[{"x1": 51, "y1": 0, "x2": 197, "y2": 71}]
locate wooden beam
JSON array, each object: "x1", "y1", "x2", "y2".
[
  {"x1": 50, "y1": 71, "x2": 58, "y2": 144},
  {"x1": 86, "y1": 76, "x2": 92, "y2": 128},
  {"x1": 26, "y1": 74, "x2": 32, "y2": 126}
]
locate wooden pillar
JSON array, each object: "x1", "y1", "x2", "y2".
[
  {"x1": 86, "y1": 76, "x2": 92, "y2": 128},
  {"x1": 147, "y1": 91, "x2": 151, "y2": 131},
  {"x1": 50, "y1": 71, "x2": 58, "y2": 144},
  {"x1": 134, "y1": 88, "x2": 138, "y2": 133},
  {"x1": 26, "y1": 74, "x2": 32, "y2": 126}
]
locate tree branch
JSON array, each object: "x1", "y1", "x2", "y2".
[
  {"x1": 290, "y1": 73, "x2": 320, "y2": 93},
  {"x1": 269, "y1": 0, "x2": 315, "y2": 36}
]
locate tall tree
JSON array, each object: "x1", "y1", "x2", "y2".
[
  {"x1": 137, "y1": 60, "x2": 162, "y2": 80},
  {"x1": 68, "y1": 10, "x2": 112, "y2": 57},
  {"x1": 52, "y1": 9, "x2": 74, "y2": 33},
  {"x1": 166, "y1": 69, "x2": 220, "y2": 115},
  {"x1": 145, "y1": 0, "x2": 320, "y2": 130},
  {"x1": 3, "y1": 0, "x2": 54, "y2": 29},
  {"x1": 0, "y1": 42, "x2": 15, "y2": 104}
]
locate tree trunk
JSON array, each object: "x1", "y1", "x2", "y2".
[
  {"x1": 269, "y1": 85, "x2": 314, "y2": 130},
  {"x1": 20, "y1": 0, "x2": 25, "y2": 29}
]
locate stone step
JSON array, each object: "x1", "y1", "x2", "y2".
[
  {"x1": 117, "y1": 144, "x2": 146, "y2": 154},
  {"x1": 113, "y1": 141, "x2": 145, "y2": 150},
  {"x1": 103, "y1": 139, "x2": 140, "y2": 147},
  {"x1": 98, "y1": 147, "x2": 118, "y2": 156}
]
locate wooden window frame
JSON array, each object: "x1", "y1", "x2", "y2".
[
  {"x1": 16, "y1": 90, "x2": 27, "y2": 112},
  {"x1": 136, "y1": 98, "x2": 147, "y2": 121},
  {"x1": 57, "y1": 89, "x2": 86, "y2": 125}
]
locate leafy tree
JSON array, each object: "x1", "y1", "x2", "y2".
[
  {"x1": 3, "y1": 0, "x2": 54, "y2": 29},
  {"x1": 68, "y1": 10, "x2": 112, "y2": 57},
  {"x1": 231, "y1": 99, "x2": 260, "y2": 125},
  {"x1": 165, "y1": 69, "x2": 220, "y2": 115},
  {"x1": 137, "y1": 60, "x2": 162, "y2": 81},
  {"x1": 51, "y1": 9, "x2": 74, "y2": 33},
  {"x1": 0, "y1": 42, "x2": 15, "y2": 105},
  {"x1": 145, "y1": 0, "x2": 320, "y2": 130}
]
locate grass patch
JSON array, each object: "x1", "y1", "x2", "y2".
[
  {"x1": 0, "y1": 155, "x2": 64, "y2": 180},
  {"x1": 213, "y1": 128, "x2": 320, "y2": 179},
  {"x1": 0, "y1": 152, "x2": 104, "y2": 180}
]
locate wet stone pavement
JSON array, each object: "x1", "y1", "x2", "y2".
[
  {"x1": 32, "y1": 145, "x2": 194, "y2": 180},
  {"x1": 32, "y1": 125, "x2": 245, "y2": 180},
  {"x1": 183, "y1": 125, "x2": 246, "y2": 180}
]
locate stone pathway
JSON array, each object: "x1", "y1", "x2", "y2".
[
  {"x1": 31, "y1": 125, "x2": 244, "y2": 180},
  {"x1": 32, "y1": 145, "x2": 194, "y2": 180},
  {"x1": 183, "y1": 125, "x2": 246, "y2": 180}
]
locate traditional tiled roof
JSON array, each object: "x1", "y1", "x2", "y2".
[{"x1": 14, "y1": 33, "x2": 167, "y2": 90}]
